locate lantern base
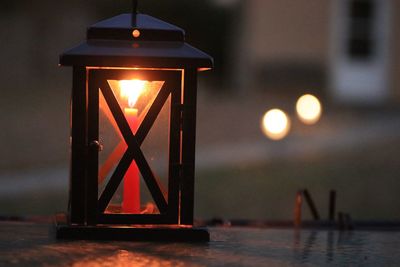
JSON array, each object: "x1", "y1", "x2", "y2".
[{"x1": 54, "y1": 213, "x2": 209, "y2": 242}]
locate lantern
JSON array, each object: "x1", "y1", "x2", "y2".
[{"x1": 55, "y1": 5, "x2": 213, "y2": 242}]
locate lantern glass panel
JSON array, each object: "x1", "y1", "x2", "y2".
[{"x1": 98, "y1": 78, "x2": 169, "y2": 214}]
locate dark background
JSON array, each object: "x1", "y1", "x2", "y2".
[{"x1": 0, "y1": 0, "x2": 399, "y2": 222}]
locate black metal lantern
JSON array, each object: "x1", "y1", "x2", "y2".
[{"x1": 55, "y1": 6, "x2": 213, "y2": 242}]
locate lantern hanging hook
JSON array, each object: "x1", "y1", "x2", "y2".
[{"x1": 131, "y1": 0, "x2": 138, "y2": 27}]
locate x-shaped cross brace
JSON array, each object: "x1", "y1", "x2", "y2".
[{"x1": 97, "y1": 79, "x2": 171, "y2": 214}]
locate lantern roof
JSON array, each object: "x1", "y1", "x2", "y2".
[{"x1": 60, "y1": 13, "x2": 213, "y2": 69}]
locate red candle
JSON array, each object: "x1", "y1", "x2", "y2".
[{"x1": 122, "y1": 107, "x2": 140, "y2": 213}]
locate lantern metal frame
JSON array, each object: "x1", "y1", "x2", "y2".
[
  {"x1": 55, "y1": 11, "x2": 212, "y2": 242},
  {"x1": 89, "y1": 69, "x2": 180, "y2": 226}
]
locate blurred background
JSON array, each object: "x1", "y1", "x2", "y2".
[{"x1": 0, "y1": 0, "x2": 399, "y2": 222}]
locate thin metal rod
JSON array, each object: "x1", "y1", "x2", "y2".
[
  {"x1": 294, "y1": 190, "x2": 303, "y2": 227},
  {"x1": 131, "y1": 0, "x2": 138, "y2": 27},
  {"x1": 133, "y1": 0, "x2": 138, "y2": 14},
  {"x1": 303, "y1": 189, "x2": 320, "y2": 221},
  {"x1": 329, "y1": 190, "x2": 336, "y2": 221}
]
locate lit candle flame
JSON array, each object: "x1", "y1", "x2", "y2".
[{"x1": 119, "y1": 80, "x2": 146, "y2": 108}]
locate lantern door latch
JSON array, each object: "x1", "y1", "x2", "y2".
[{"x1": 89, "y1": 140, "x2": 104, "y2": 152}]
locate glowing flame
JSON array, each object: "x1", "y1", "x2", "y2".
[
  {"x1": 296, "y1": 94, "x2": 322, "y2": 125},
  {"x1": 261, "y1": 109, "x2": 291, "y2": 140},
  {"x1": 119, "y1": 80, "x2": 146, "y2": 108}
]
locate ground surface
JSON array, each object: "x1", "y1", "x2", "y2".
[{"x1": 1, "y1": 221, "x2": 400, "y2": 266}]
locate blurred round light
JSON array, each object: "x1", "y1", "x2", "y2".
[
  {"x1": 296, "y1": 94, "x2": 322, "y2": 125},
  {"x1": 261, "y1": 109, "x2": 291, "y2": 140},
  {"x1": 132, "y1": 29, "x2": 141, "y2": 38}
]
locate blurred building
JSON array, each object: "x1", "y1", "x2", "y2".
[{"x1": 234, "y1": 0, "x2": 400, "y2": 105}]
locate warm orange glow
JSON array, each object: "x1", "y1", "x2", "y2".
[
  {"x1": 99, "y1": 75, "x2": 168, "y2": 215},
  {"x1": 124, "y1": 107, "x2": 138, "y2": 117},
  {"x1": 132, "y1": 29, "x2": 140, "y2": 38},
  {"x1": 296, "y1": 94, "x2": 322, "y2": 125},
  {"x1": 261, "y1": 109, "x2": 291, "y2": 140},
  {"x1": 87, "y1": 66, "x2": 183, "y2": 71},
  {"x1": 119, "y1": 80, "x2": 146, "y2": 108},
  {"x1": 198, "y1": 67, "x2": 212, "y2": 72}
]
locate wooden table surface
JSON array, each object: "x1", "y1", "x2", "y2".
[{"x1": 1, "y1": 221, "x2": 400, "y2": 266}]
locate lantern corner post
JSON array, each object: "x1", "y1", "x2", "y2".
[
  {"x1": 69, "y1": 66, "x2": 88, "y2": 225},
  {"x1": 167, "y1": 73, "x2": 182, "y2": 223},
  {"x1": 86, "y1": 69, "x2": 100, "y2": 225},
  {"x1": 180, "y1": 68, "x2": 198, "y2": 225}
]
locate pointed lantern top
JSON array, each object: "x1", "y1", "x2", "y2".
[{"x1": 60, "y1": 10, "x2": 213, "y2": 70}]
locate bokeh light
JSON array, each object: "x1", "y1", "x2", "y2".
[
  {"x1": 261, "y1": 109, "x2": 291, "y2": 140},
  {"x1": 296, "y1": 94, "x2": 322, "y2": 125}
]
